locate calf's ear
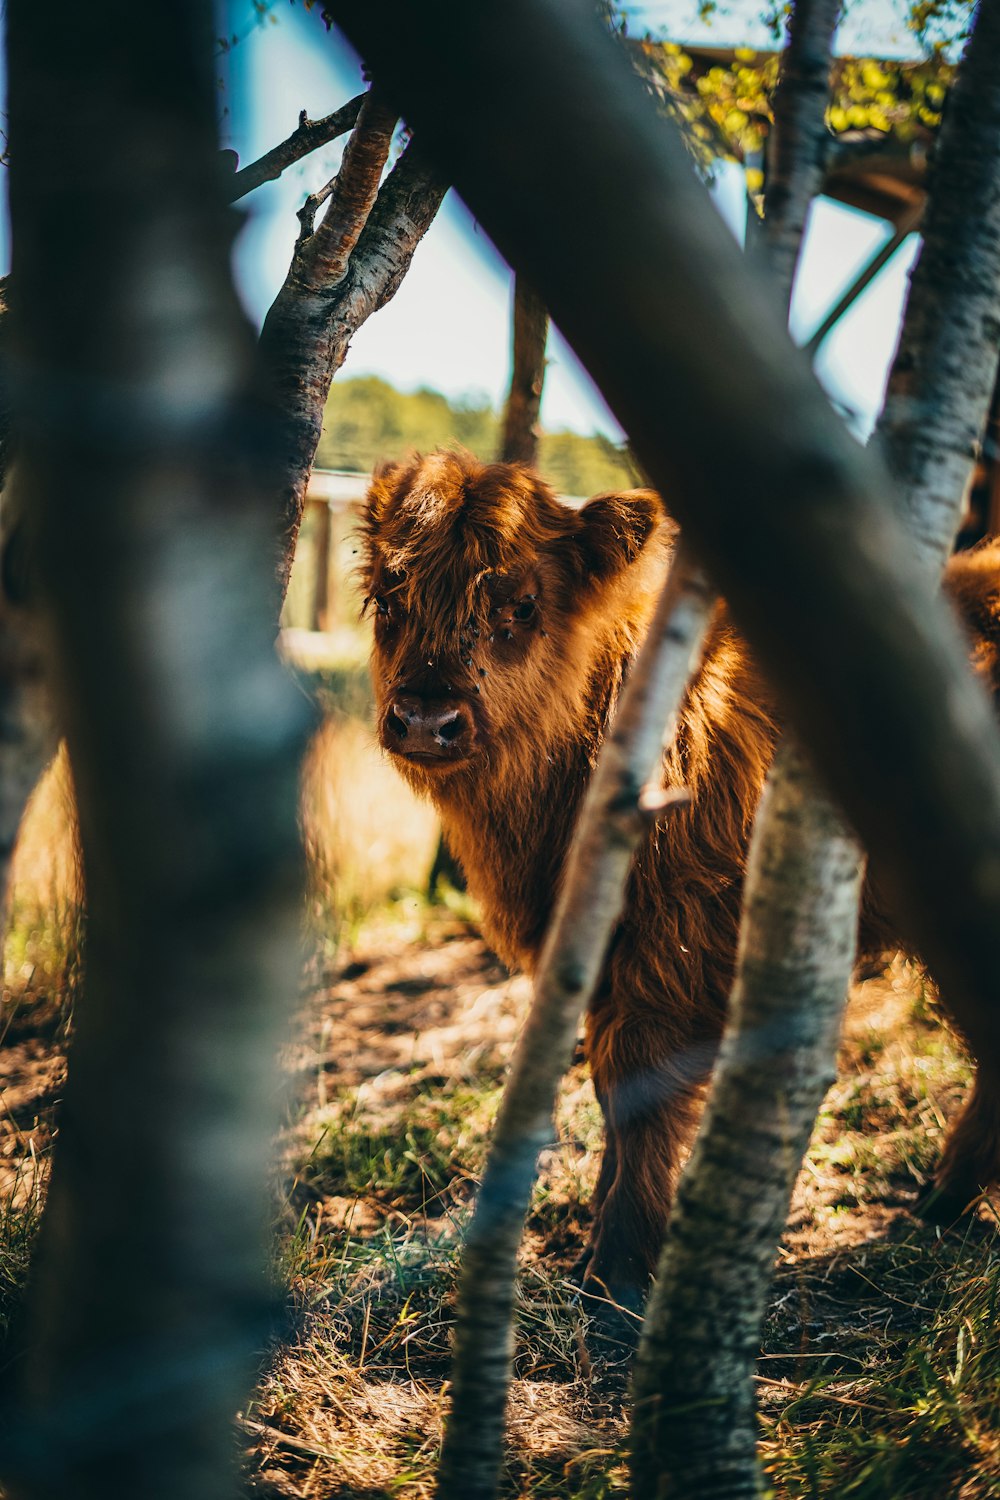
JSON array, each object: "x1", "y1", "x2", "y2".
[
  {"x1": 574, "y1": 488, "x2": 670, "y2": 583},
  {"x1": 364, "y1": 459, "x2": 403, "y2": 527}
]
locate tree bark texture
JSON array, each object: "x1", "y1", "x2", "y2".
[
  {"x1": 763, "y1": 0, "x2": 843, "y2": 308},
  {"x1": 259, "y1": 109, "x2": 446, "y2": 600},
  {"x1": 1, "y1": 7, "x2": 312, "y2": 1499},
  {"x1": 631, "y1": 742, "x2": 862, "y2": 1499},
  {"x1": 499, "y1": 274, "x2": 548, "y2": 466},
  {"x1": 436, "y1": 547, "x2": 716, "y2": 1500},
  {"x1": 631, "y1": 7, "x2": 855, "y2": 1491},
  {"x1": 327, "y1": 0, "x2": 1000, "y2": 1102},
  {"x1": 295, "y1": 88, "x2": 398, "y2": 294},
  {"x1": 874, "y1": 0, "x2": 1000, "y2": 579}
]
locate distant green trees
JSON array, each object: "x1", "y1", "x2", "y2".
[{"x1": 315, "y1": 373, "x2": 639, "y2": 495}]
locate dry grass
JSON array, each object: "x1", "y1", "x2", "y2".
[
  {"x1": 3, "y1": 746, "x2": 82, "y2": 1017},
  {"x1": 301, "y1": 714, "x2": 440, "y2": 953},
  {"x1": 236, "y1": 907, "x2": 629, "y2": 1499},
  {"x1": 242, "y1": 944, "x2": 1000, "y2": 1500}
]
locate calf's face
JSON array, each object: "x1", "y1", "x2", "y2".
[{"x1": 360, "y1": 451, "x2": 668, "y2": 791}]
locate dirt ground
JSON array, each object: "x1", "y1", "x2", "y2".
[{"x1": 2, "y1": 913, "x2": 996, "y2": 1498}]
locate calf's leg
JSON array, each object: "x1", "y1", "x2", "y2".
[
  {"x1": 583, "y1": 1002, "x2": 717, "y2": 1343},
  {"x1": 919, "y1": 1063, "x2": 1000, "y2": 1221}
]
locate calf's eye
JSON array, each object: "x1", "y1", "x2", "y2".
[
  {"x1": 512, "y1": 598, "x2": 537, "y2": 623},
  {"x1": 373, "y1": 594, "x2": 390, "y2": 615}
]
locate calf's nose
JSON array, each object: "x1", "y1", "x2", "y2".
[{"x1": 386, "y1": 694, "x2": 473, "y2": 756}]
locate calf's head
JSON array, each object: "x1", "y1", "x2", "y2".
[{"x1": 360, "y1": 450, "x2": 671, "y2": 791}]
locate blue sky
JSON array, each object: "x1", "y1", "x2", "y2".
[{"x1": 218, "y1": 0, "x2": 936, "y2": 441}]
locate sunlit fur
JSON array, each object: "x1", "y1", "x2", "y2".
[{"x1": 362, "y1": 450, "x2": 1000, "y2": 1309}]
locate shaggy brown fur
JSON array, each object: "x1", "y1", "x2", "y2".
[{"x1": 361, "y1": 448, "x2": 1000, "y2": 1314}]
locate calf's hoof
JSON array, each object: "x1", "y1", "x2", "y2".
[
  {"x1": 577, "y1": 1272, "x2": 645, "y2": 1387},
  {"x1": 912, "y1": 1180, "x2": 982, "y2": 1228}
]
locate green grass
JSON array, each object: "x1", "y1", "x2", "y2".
[
  {"x1": 300, "y1": 1080, "x2": 502, "y2": 1213},
  {"x1": 0, "y1": 1156, "x2": 45, "y2": 1343},
  {"x1": 762, "y1": 1226, "x2": 1000, "y2": 1499}
]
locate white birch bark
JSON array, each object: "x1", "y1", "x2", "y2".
[
  {"x1": 259, "y1": 123, "x2": 446, "y2": 598},
  {"x1": 875, "y1": 0, "x2": 1000, "y2": 583},
  {"x1": 631, "y1": 742, "x2": 861, "y2": 1499},
  {"x1": 631, "y1": 4, "x2": 855, "y2": 1490},
  {"x1": 763, "y1": 0, "x2": 842, "y2": 296}
]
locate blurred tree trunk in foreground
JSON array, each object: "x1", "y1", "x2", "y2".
[
  {"x1": 0, "y1": 77, "x2": 446, "y2": 947},
  {"x1": 0, "y1": 6, "x2": 311, "y2": 1499},
  {"x1": 0, "y1": 284, "x2": 60, "y2": 935}
]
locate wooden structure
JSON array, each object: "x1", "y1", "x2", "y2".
[{"x1": 301, "y1": 469, "x2": 370, "y2": 633}]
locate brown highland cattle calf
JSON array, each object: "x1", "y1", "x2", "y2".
[{"x1": 360, "y1": 448, "x2": 1000, "y2": 1316}]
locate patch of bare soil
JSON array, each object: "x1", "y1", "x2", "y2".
[{"x1": 0, "y1": 995, "x2": 66, "y2": 1210}]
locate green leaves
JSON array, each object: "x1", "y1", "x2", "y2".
[{"x1": 637, "y1": 40, "x2": 954, "y2": 171}]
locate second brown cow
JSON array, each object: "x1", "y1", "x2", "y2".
[{"x1": 360, "y1": 447, "x2": 1000, "y2": 1321}]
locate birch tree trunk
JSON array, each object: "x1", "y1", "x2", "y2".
[
  {"x1": 436, "y1": 547, "x2": 716, "y2": 1500},
  {"x1": 631, "y1": 0, "x2": 1000, "y2": 1491},
  {"x1": 499, "y1": 274, "x2": 548, "y2": 466},
  {"x1": 631, "y1": 743, "x2": 861, "y2": 1499},
  {"x1": 0, "y1": 7, "x2": 311, "y2": 1499},
  {"x1": 874, "y1": 0, "x2": 1000, "y2": 584},
  {"x1": 630, "y1": 6, "x2": 855, "y2": 1491},
  {"x1": 762, "y1": 0, "x2": 842, "y2": 292}
]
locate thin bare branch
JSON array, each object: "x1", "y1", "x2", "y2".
[
  {"x1": 436, "y1": 545, "x2": 716, "y2": 1500},
  {"x1": 295, "y1": 171, "x2": 339, "y2": 242},
  {"x1": 227, "y1": 95, "x2": 364, "y2": 203}
]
